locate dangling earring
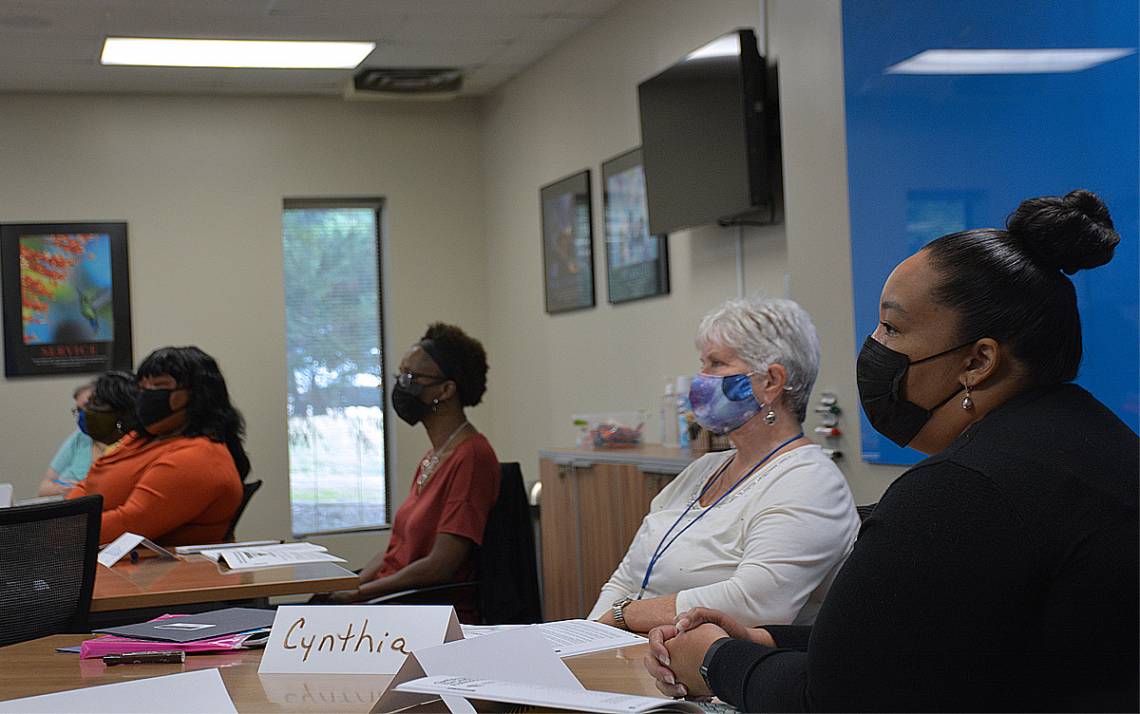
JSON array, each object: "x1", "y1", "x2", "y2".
[
  {"x1": 763, "y1": 406, "x2": 777, "y2": 425},
  {"x1": 431, "y1": 397, "x2": 440, "y2": 412},
  {"x1": 961, "y1": 384, "x2": 974, "y2": 411}
]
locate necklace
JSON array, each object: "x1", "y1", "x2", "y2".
[{"x1": 417, "y1": 420, "x2": 470, "y2": 487}]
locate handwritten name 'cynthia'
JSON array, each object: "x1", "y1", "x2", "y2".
[{"x1": 282, "y1": 617, "x2": 409, "y2": 663}]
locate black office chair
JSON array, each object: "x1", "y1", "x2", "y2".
[
  {"x1": 224, "y1": 479, "x2": 262, "y2": 542},
  {"x1": 366, "y1": 462, "x2": 543, "y2": 625},
  {"x1": 0, "y1": 495, "x2": 102, "y2": 646},
  {"x1": 856, "y1": 502, "x2": 878, "y2": 523}
]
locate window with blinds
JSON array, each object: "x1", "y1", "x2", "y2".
[{"x1": 283, "y1": 199, "x2": 388, "y2": 536}]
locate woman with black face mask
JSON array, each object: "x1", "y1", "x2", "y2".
[
  {"x1": 68, "y1": 346, "x2": 247, "y2": 546},
  {"x1": 323, "y1": 322, "x2": 499, "y2": 623},
  {"x1": 644, "y1": 189, "x2": 1138, "y2": 712}
]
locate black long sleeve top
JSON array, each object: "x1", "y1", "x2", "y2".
[{"x1": 705, "y1": 384, "x2": 1139, "y2": 712}]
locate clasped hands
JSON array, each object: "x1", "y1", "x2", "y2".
[{"x1": 643, "y1": 607, "x2": 774, "y2": 699}]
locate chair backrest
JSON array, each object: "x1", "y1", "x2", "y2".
[
  {"x1": 0, "y1": 494, "x2": 102, "y2": 646},
  {"x1": 477, "y1": 462, "x2": 543, "y2": 625},
  {"x1": 856, "y1": 502, "x2": 878, "y2": 523},
  {"x1": 225, "y1": 479, "x2": 262, "y2": 542}
]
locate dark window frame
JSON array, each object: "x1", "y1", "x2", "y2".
[{"x1": 283, "y1": 196, "x2": 392, "y2": 537}]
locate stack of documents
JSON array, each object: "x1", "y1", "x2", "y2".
[
  {"x1": 197, "y1": 542, "x2": 346, "y2": 570},
  {"x1": 396, "y1": 675, "x2": 703, "y2": 713},
  {"x1": 82, "y1": 609, "x2": 275, "y2": 658},
  {"x1": 174, "y1": 539, "x2": 281, "y2": 555},
  {"x1": 460, "y1": 619, "x2": 647, "y2": 657}
]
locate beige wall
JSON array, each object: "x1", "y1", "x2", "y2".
[
  {"x1": 0, "y1": 0, "x2": 904, "y2": 569},
  {"x1": 766, "y1": 0, "x2": 906, "y2": 500},
  {"x1": 478, "y1": 0, "x2": 906, "y2": 501},
  {"x1": 0, "y1": 94, "x2": 489, "y2": 565}
]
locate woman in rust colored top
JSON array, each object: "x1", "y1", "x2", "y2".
[
  {"x1": 70, "y1": 346, "x2": 248, "y2": 546},
  {"x1": 327, "y1": 323, "x2": 500, "y2": 622}
]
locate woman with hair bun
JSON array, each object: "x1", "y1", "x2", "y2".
[
  {"x1": 325, "y1": 323, "x2": 499, "y2": 622},
  {"x1": 646, "y1": 190, "x2": 1139, "y2": 712}
]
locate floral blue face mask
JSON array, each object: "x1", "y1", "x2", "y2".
[{"x1": 689, "y1": 372, "x2": 762, "y2": 435}]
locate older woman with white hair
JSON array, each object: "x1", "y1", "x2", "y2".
[{"x1": 590, "y1": 296, "x2": 860, "y2": 633}]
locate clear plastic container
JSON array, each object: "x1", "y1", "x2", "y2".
[{"x1": 572, "y1": 411, "x2": 647, "y2": 449}]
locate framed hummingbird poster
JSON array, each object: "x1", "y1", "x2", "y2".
[{"x1": 0, "y1": 222, "x2": 132, "y2": 377}]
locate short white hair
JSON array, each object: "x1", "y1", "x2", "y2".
[{"x1": 695, "y1": 296, "x2": 821, "y2": 422}]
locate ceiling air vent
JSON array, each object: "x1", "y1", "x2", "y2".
[{"x1": 345, "y1": 67, "x2": 463, "y2": 100}]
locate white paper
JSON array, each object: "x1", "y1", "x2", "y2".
[
  {"x1": 395, "y1": 675, "x2": 702, "y2": 714},
  {"x1": 458, "y1": 624, "x2": 525, "y2": 639},
  {"x1": 373, "y1": 626, "x2": 585, "y2": 714},
  {"x1": 0, "y1": 668, "x2": 237, "y2": 713},
  {"x1": 0, "y1": 483, "x2": 12, "y2": 508},
  {"x1": 415, "y1": 627, "x2": 582, "y2": 690},
  {"x1": 538, "y1": 619, "x2": 648, "y2": 657},
  {"x1": 216, "y1": 544, "x2": 345, "y2": 570},
  {"x1": 12, "y1": 495, "x2": 64, "y2": 506},
  {"x1": 460, "y1": 620, "x2": 645, "y2": 657},
  {"x1": 198, "y1": 541, "x2": 326, "y2": 563},
  {"x1": 258, "y1": 605, "x2": 462, "y2": 675},
  {"x1": 175, "y1": 539, "x2": 281, "y2": 555},
  {"x1": 97, "y1": 532, "x2": 146, "y2": 567}
]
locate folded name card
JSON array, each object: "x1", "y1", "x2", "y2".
[
  {"x1": 257, "y1": 605, "x2": 461, "y2": 675},
  {"x1": 97, "y1": 532, "x2": 176, "y2": 568}
]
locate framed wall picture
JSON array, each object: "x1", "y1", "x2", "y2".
[
  {"x1": 540, "y1": 169, "x2": 595, "y2": 314},
  {"x1": 602, "y1": 148, "x2": 669, "y2": 304},
  {"x1": 1, "y1": 222, "x2": 132, "y2": 377}
]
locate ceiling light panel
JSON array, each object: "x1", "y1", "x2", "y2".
[
  {"x1": 101, "y1": 37, "x2": 375, "y2": 68},
  {"x1": 886, "y1": 48, "x2": 1136, "y2": 75}
]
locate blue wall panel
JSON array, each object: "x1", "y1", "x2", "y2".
[{"x1": 842, "y1": 0, "x2": 1139, "y2": 464}]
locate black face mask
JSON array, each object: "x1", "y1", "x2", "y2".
[
  {"x1": 391, "y1": 383, "x2": 432, "y2": 426},
  {"x1": 137, "y1": 388, "x2": 188, "y2": 434},
  {"x1": 856, "y1": 335, "x2": 972, "y2": 447},
  {"x1": 80, "y1": 408, "x2": 123, "y2": 445}
]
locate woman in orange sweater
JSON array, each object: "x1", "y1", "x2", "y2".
[{"x1": 70, "y1": 346, "x2": 249, "y2": 546}]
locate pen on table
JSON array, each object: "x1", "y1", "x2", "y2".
[{"x1": 102, "y1": 651, "x2": 186, "y2": 666}]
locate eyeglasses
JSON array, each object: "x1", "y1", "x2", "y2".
[{"x1": 392, "y1": 371, "x2": 446, "y2": 394}]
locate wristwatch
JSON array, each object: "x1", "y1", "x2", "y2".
[
  {"x1": 699, "y1": 637, "x2": 732, "y2": 691},
  {"x1": 611, "y1": 595, "x2": 634, "y2": 630}
]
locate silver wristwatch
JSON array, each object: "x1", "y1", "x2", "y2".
[{"x1": 611, "y1": 595, "x2": 634, "y2": 630}]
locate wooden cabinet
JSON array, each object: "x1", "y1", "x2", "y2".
[{"x1": 538, "y1": 446, "x2": 693, "y2": 621}]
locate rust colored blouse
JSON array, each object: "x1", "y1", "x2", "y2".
[{"x1": 69, "y1": 432, "x2": 242, "y2": 546}]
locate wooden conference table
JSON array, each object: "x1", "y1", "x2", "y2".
[
  {"x1": 92, "y1": 556, "x2": 359, "y2": 612},
  {"x1": 0, "y1": 635, "x2": 662, "y2": 712}
]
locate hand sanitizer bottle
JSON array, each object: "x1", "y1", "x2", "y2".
[
  {"x1": 675, "y1": 376, "x2": 692, "y2": 449},
  {"x1": 660, "y1": 380, "x2": 679, "y2": 448}
]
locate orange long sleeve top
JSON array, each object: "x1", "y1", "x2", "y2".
[{"x1": 68, "y1": 432, "x2": 242, "y2": 546}]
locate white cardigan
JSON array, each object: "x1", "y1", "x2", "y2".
[{"x1": 587, "y1": 444, "x2": 860, "y2": 626}]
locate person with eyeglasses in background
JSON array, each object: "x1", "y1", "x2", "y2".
[
  {"x1": 323, "y1": 323, "x2": 499, "y2": 623},
  {"x1": 38, "y1": 381, "x2": 98, "y2": 496}
]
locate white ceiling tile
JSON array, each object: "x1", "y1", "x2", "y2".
[
  {"x1": 361, "y1": 40, "x2": 507, "y2": 68},
  {"x1": 395, "y1": 14, "x2": 584, "y2": 44},
  {"x1": 0, "y1": 0, "x2": 615, "y2": 95},
  {"x1": 484, "y1": 16, "x2": 592, "y2": 65},
  {"x1": 337, "y1": 0, "x2": 570, "y2": 16}
]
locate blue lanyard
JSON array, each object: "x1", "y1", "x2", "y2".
[{"x1": 637, "y1": 432, "x2": 804, "y2": 598}]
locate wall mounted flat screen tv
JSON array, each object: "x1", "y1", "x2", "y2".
[{"x1": 638, "y1": 28, "x2": 780, "y2": 235}]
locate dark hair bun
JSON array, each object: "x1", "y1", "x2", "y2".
[{"x1": 1007, "y1": 189, "x2": 1120, "y2": 275}]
